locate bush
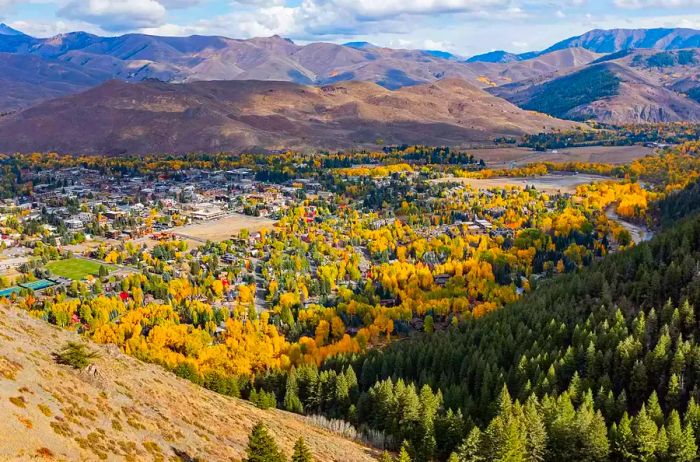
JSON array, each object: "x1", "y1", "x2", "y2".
[
  {"x1": 249, "y1": 388, "x2": 277, "y2": 409},
  {"x1": 53, "y1": 341, "x2": 100, "y2": 369}
]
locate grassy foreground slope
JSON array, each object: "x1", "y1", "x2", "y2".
[{"x1": 0, "y1": 304, "x2": 377, "y2": 461}]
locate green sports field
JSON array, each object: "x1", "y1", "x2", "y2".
[{"x1": 45, "y1": 258, "x2": 113, "y2": 280}]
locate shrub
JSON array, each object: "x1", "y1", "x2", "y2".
[{"x1": 53, "y1": 341, "x2": 100, "y2": 369}]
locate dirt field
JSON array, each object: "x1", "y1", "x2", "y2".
[
  {"x1": 434, "y1": 173, "x2": 610, "y2": 194},
  {"x1": 472, "y1": 145, "x2": 654, "y2": 169},
  {"x1": 169, "y1": 213, "x2": 277, "y2": 244}
]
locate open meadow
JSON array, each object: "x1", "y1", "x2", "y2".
[
  {"x1": 432, "y1": 173, "x2": 610, "y2": 194},
  {"x1": 170, "y1": 213, "x2": 277, "y2": 244},
  {"x1": 472, "y1": 145, "x2": 654, "y2": 169}
]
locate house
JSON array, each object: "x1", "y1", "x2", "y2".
[
  {"x1": 65, "y1": 218, "x2": 84, "y2": 230},
  {"x1": 434, "y1": 273, "x2": 451, "y2": 286}
]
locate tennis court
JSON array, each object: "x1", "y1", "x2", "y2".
[
  {"x1": 19, "y1": 279, "x2": 57, "y2": 291},
  {"x1": 0, "y1": 286, "x2": 21, "y2": 297}
]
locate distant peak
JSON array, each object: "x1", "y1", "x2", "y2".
[{"x1": 0, "y1": 23, "x2": 26, "y2": 36}]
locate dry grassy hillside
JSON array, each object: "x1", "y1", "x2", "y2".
[
  {"x1": 0, "y1": 303, "x2": 378, "y2": 461},
  {"x1": 0, "y1": 78, "x2": 580, "y2": 155}
]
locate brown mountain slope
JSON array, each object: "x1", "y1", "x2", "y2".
[
  {"x1": 0, "y1": 303, "x2": 378, "y2": 461},
  {"x1": 491, "y1": 61, "x2": 700, "y2": 123},
  {"x1": 0, "y1": 78, "x2": 579, "y2": 155},
  {"x1": 0, "y1": 30, "x2": 607, "y2": 112},
  {"x1": 464, "y1": 48, "x2": 603, "y2": 88}
]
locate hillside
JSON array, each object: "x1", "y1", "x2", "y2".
[
  {"x1": 464, "y1": 48, "x2": 602, "y2": 88},
  {"x1": 0, "y1": 78, "x2": 579, "y2": 155},
  {"x1": 0, "y1": 30, "x2": 486, "y2": 112},
  {"x1": 0, "y1": 302, "x2": 377, "y2": 461},
  {"x1": 312, "y1": 172, "x2": 700, "y2": 460},
  {"x1": 491, "y1": 62, "x2": 700, "y2": 123},
  {"x1": 542, "y1": 28, "x2": 700, "y2": 54},
  {"x1": 0, "y1": 27, "x2": 620, "y2": 112}
]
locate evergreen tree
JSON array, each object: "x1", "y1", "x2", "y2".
[
  {"x1": 523, "y1": 397, "x2": 546, "y2": 462},
  {"x1": 577, "y1": 399, "x2": 609, "y2": 462},
  {"x1": 656, "y1": 425, "x2": 669, "y2": 461},
  {"x1": 424, "y1": 315, "x2": 434, "y2": 334},
  {"x1": 632, "y1": 405, "x2": 657, "y2": 461},
  {"x1": 398, "y1": 441, "x2": 412, "y2": 462},
  {"x1": 291, "y1": 437, "x2": 313, "y2": 462},
  {"x1": 613, "y1": 413, "x2": 636, "y2": 461},
  {"x1": 684, "y1": 397, "x2": 700, "y2": 446},
  {"x1": 667, "y1": 373, "x2": 682, "y2": 410},
  {"x1": 667, "y1": 411, "x2": 697, "y2": 462},
  {"x1": 647, "y1": 391, "x2": 664, "y2": 428},
  {"x1": 284, "y1": 368, "x2": 304, "y2": 414},
  {"x1": 244, "y1": 422, "x2": 285, "y2": 462},
  {"x1": 457, "y1": 427, "x2": 484, "y2": 462}
]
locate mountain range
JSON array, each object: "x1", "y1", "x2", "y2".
[
  {"x1": 0, "y1": 78, "x2": 577, "y2": 155},
  {"x1": 2, "y1": 26, "x2": 700, "y2": 153}
]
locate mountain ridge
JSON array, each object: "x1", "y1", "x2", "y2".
[{"x1": 0, "y1": 77, "x2": 581, "y2": 155}]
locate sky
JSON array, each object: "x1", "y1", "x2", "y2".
[{"x1": 2, "y1": 0, "x2": 700, "y2": 56}]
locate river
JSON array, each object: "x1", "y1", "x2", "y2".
[{"x1": 605, "y1": 206, "x2": 653, "y2": 244}]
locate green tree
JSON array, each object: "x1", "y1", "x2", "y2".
[
  {"x1": 523, "y1": 397, "x2": 546, "y2": 462},
  {"x1": 457, "y1": 427, "x2": 484, "y2": 462},
  {"x1": 398, "y1": 441, "x2": 412, "y2": 462},
  {"x1": 612, "y1": 413, "x2": 635, "y2": 461},
  {"x1": 667, "y1": 373, "x2": 682, "y2": 410},
  {"x1": 424, "y1": 315, "x2": 434, "y2": 334},
  {"x1": 647, "y1": 392, "x2": 664, "y2": 428},
  {"x1": 284, "y1": 368, "x2": 304, "y2": 414},
  {"x1": 667, "y1": 410, "x2": 697, "y2": 462},
  {"x1": 244, "y1": 422, "x2": 285, "y2": 462},
  {"x1": 291, "y1": 437, "x2": 313, "y2": 462},
  {"x1": 632, "y1": 405, "x2": 657, "y2": 461}
]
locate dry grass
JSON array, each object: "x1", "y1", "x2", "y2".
[
  {"x1": 169, "y1": 213, "x2": 277, "y2": 243},
  {"x1": 471, "y1": 145, "x2": 653, "y2": 169},
  {"x1": 0, "y1": 304, "x2": 378, "y2": 461},
  {"x1": 433, "y1": 173, "x2": 610, "y2": 194}
]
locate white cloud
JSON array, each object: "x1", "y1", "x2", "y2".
[
  {"x1": 8, "y1": 19, "x2": 106, "y2": 36},
  {"x1": 58, "y1": 0, "x2": 167, "y2": 31},
  {"x1": 232, "y1": 0, "x2": 286, "y2": 6},
  {"x1": 159, "y1": 0, "x2": 203, "y2": 7},
  {"x1": 614, "y1": 0, "x2": 700, "y2": 7}
]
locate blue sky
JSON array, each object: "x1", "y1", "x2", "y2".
[{"x1": 2, "y1": 0, "x2": 700, "y2": 56}]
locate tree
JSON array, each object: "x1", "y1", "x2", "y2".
[
  {"x1": 612, "y1": 413, "x2": 635, "y2": 461},
  {"x1": 667, "y1": 410, "x2": 697, "y2": 462},
  {"x1": 424, "y1": 315, "x2": 434, "y2": 334},
  {"x1": 457, "y1": 427, "x2": 484, "y2": 462},
  {"x1": 291, "y1": 437, "x2": 313, "y2": 462},
  {"x1": 518, "y1": 397, "x2": 546, "y2": 462},
  {"x1": 244, "y1": 422, "x2": 285, "y2": 462},
  {"x1": 397, "y1": 441, "x2": 412, "y2": 462},
  {"x1": 632, "y1": 405, "x2": 657, "y2": 461},
  {"x1": 53, "y1": 341, "x2": 100, "y2": 369},
  {"x1": 284, "y1": 368, "x2": 304, "y2": 414}
]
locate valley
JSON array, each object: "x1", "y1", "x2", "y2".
[{"x1": 3, "y1": 16, "x2": 700, "y2": 462}]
